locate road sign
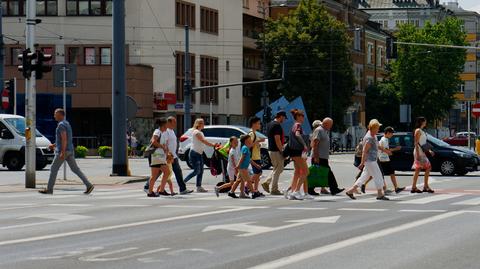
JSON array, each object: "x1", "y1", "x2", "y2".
[
  {"x1": 53, "y1": 64, "x2": 77, "y2": 88},
  {"x1": 2, "y1": 89, "x2": 9, "y2": 110},
  {"x1": 472, "y1": 103, "x2": 480, "y2": 118}
]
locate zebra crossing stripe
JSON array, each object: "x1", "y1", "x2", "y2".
[
  {"x1": 452, "y1": 197, "x2": 480, "y2": 206},
  {"x1": 398, "y1": 194, "x2": 463, "y2": 204}
]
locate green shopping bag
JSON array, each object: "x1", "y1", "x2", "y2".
[{"x1": 307, "y1": 165, "x2": 329, "y2": 188}]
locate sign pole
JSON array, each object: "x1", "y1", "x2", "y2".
[
  {"x1": 467, "y1": 101, "x2": 471, "y2": 149},
  {"x1": 25, "y1": 0, "x2": 36, "y2": 188},
  {"x1": 13, "y1": 77, "x2": 17, "y2": 115},
  {"x1": 62, "y1": 66, "x2": 67, "y2": 180}
]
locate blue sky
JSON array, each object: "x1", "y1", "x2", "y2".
[{"x1": 457, "y1": 0, "x2": 480, "y2": 12}]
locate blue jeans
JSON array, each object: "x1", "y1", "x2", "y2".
[{"x1": 184, "y1": 150, "x2": 204, "y2": 187}]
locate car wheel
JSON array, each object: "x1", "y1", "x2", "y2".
[
  {"x1": 184, "y1": 150, "x2": 194, "y2": 169},
  {"x1": 440, "y1": 160, "x2": 456, "y2": 176},
  {"x1": 5, "y1": 152, "x2": 25, "y2": 171},
  {"x1": 260, "y1": 149, "x2": 272, "y2": 170}
]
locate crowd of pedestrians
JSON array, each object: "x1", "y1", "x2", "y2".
[{"x1": 37, "y1": 107, "x2": 437, "y2": 201}]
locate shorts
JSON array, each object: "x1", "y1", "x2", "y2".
[
  {"x1": 227, "y1": 168, "x2": 237, "y2": 181},
  {"x1": 148, "y1": 155, "x2": 166, "y2": 168},
  {"x1": 289, "y1": 149, "x2": 303, "y2": 158},
  {"x1": 379, "y1": 161, "x2": 395, "y2": 176},
  {"x1": 252, "y1": 160, "x2": 262, "y2": 175}
]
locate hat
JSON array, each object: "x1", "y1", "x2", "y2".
[{"x1": 275, "y1": 110, "x2": 287, "y2": 118}]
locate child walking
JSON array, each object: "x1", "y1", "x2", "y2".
[
  {"x1": 228, "y1": 135, "x2": 257, "y2": 199},
  {"x1": 215, "y1": 137, "x2": 241, "y2": 197}
]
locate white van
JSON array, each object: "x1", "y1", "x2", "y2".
[{"x1": 0, "y1": 114, "x2": 54, "y2": 171}]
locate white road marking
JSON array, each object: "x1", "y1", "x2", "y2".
[
  {"x1": 464, "y1": 190, "x2": 480, "y2": 192},
  {"x1": 102, "y1": 204, "x2": 150, "y2": 208},
  {"x1": 398, "y1": 194, "x2": 463, "y2": 204},
  {"x1": 0, "y1": 207, "x2": 255, "y2": 246},
  {"x1": 338, "y1": 208, "x2": 388, "y2": 212},
  {"x1": 92, "y1": 190, "x2": 141, "y2": 196},
  {"x1": 203, "y1": 216, "x2": 340, "y2": 237},
  {"x1": 248, "y1": 211, "x2": 466, "y2": 269},
  {"x1": 0, "y1": 205, "x2": 39, "y2": 211},
  {"x1": 39, "y1": 195, "x2": 81, "y2": 199},
  {"x1": 278, "y1": 207, "x2": 327, "y2": 211},
  {"x1": 159, "y1": 205, "x2": 211, "y2": 208},
  {"x1": 399, "y1": 209, "x2": 447, "y2": 213},
  {"x1": 346, "y1": 197, "x2": 379, "y2": 203},
  {"x1": 48, "y1": 204, "x2": 92, "y2": 207},
  {"x1": 452, "y1": 197, "x2": 480, "y2": 206},
  {"x1": 79, "y1": 247, "x2": 169, "y2": 262},
  {"x1": 315, "y1": 196, "x2": 346, "y2": 201},
  {"x1": 1, "y1": 214, "x2": 91, "y2": 231},
  {"x1": 96, "y1": 194, "x2": 145, "y2": 200}
]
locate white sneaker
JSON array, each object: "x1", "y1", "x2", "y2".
[
  {"x1": 288, "y1": 191, "x2": 297, "y2": 200},
  {"x1": 304, "y1": 194, "x2": 315, "y2": 200},
  {"x1": 284, "y1": 187, "x2": 291, "y2": 200},
  {"x1": 294, "y1": 192, "x2": 305, "y2": 200}
]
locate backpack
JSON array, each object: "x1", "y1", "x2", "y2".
[{"x1": 209, "y1": 150, "x2": 224, "y2": 177}]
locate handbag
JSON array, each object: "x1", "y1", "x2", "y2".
[
  {"x1": 151, "y1": 148, "x2": 167, "y2": 165},
  {"x1": 307, "y1": 165, "x2": 329, "y2": 188},
  {"x1": 143, "y1": 143, "x2": 156, "y2": 157}
]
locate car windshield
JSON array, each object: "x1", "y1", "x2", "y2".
[
  {"x1": 427, "y1": 134, "x2": 450, "y2": 147},
  {"x1": 4, "y1": 118, "x2": 42, "y2": 137},
  {"x1": 237, "y1": 126, "x2": 267, "y2": 139}
]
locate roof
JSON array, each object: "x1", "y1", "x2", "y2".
[{"x1": 359, "y1": 0, "x2": 437, "y2": 9}]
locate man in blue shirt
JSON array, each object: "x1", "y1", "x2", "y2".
[{"x1": 39, "y1": 109, "x2": 94, "y2": 194}]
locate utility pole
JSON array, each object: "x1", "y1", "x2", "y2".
[
  {"x1": 111, "y1": 0, "x2": 127, "y2": 176},
  {"x1": 0, "y1": 6, "x2": 4, "y2": 92},
  {"x1": 184, "y1": 25, "x2": 191, "y2": 132},
  {"x1": 25, "y1": 0, "x2": 37, "y2": 188},
  {"x1": 260, "y1": 2, "x2": 269, "y2": 132}
]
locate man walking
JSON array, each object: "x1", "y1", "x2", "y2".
[
  {"x1": 310, "y1": 117, "x2": 344, "y2": 196},
  {"x1": 39, "y1": 109, "x2": 94, "y2": 195},
  {"x1": 261, "y1": 111, "x2": 287, "y2": 195}
]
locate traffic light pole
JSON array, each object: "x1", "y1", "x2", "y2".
[
  {"x1": 184, "y1": 25, "x2": 191, "y2": 132},
  {"x1": 25, "y1": 0, "x2": 36, "y2": 188},
  {"x1": 13, "y1": 77, "x2": 16, "y2": 115},
  {"x1": 0, "y1": 6, "x2": 4, "y2": 90},
  {"x1": 111, "y1": 0, "x2": 128, "y2": 176}
]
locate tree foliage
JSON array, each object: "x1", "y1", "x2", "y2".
[
  {"x1": 365, "y1": 82, "x2": 401, "y2": 129},
  {"x1": 392, "y1": 18, "x2": 467, "y2": 123},
  {"x1": 260, "y1": 0, "x2": 355, "y2": 128}
]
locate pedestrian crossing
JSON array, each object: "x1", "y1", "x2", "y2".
[{"x1": 1, "y1": 188, "x2": 480, "y2": 208}]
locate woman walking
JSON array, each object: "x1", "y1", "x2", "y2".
[
  {"x1": 184, "y1": 118, "x2": 218, "y2": 192},
  {"x1": 411, "y1": 117, "x2": 435, "y2": 193},
  {"x1": 285, "y1": 109, "x2": 311, "y2": 200},
  {"x1": 147, "y1": 118, "x2": 171, "y2": 197},
  {"x1": 345, "y1": 119, "x2": 389, "y2": 200}
]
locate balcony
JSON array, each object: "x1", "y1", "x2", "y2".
[
  {"x1": 243, "y1": 68, "x2": 263, "y2": 80},
  {"x1": 243, "y1": 36, "x2": 259, "y2": 50}
]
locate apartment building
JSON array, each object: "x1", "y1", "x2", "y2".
[
  {"x1": 364, "y1": 20, "x2": 389, "y2": 87},
  {"x1": 444, "y1": 1, "x2": 480, "y2": 132},
  {"x1": 1, "y1": 0, "x2": 243, "y2": 143}
]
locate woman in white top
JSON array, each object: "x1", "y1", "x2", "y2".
[
  {"x1": 411, "y1": 117, "x2": 434, "y2": 193},
  {"x1": 183, "y1": 118, "x2": 218, "y2": 192}
]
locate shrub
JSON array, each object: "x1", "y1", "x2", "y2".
[
  {"x1": 75, "y1": 146, "x2": 88, "y2": 158},
  {"x1": 98, "y1": 146, "x2": 112, "y2": 158}
]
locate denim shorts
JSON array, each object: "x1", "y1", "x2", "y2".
[{"x1": 252, "y1": 160, "x2": 262, "y2": 175}]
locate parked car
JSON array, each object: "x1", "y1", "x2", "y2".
[
  {"x1": 443, "y1": 132, "x2": 477, "y2": 147},
  {"x1": 179, "y1": 125, "x2": 272, "y2": 169},
  {"x1": 374, "y1": 132, "x2": 480, "y2": 176},
  {"x1": 0, "y1": 114, "x2": 54, "y2": 171}
]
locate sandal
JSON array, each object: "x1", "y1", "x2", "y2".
[
  {"x1": 410, "y1": 188, "x2": 423, "y2": 193},
  {"x1": 422, "y1": 188, "x2": 435, "y2": 193},
  {"x1": 346, "y1": 192, "x2": 356, "y2": 200}
]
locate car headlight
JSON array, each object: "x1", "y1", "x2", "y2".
[{"x1": 453, "y1": 151, "x2": 469, "y2": 158}]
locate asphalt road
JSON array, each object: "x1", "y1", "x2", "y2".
[{"x1": 0, "y1": 154, "x2": 479, "y2": 269}]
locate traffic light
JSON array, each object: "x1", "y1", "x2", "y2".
[
  {"x1": 17, "y1": 49, "x2": 36, "y2": 79},
  {"x1": 36, "y1": 51, "x2": 53, "y2": 79},
  {"x1": 386, "y1": 37, "x2": 398, "y2": 59}
]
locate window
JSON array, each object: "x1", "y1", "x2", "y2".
[
  {"x1": 1, "y1": 0, "x2": 57, "y2": 16},
  {"x1": 376, "y1": 47, "x2": 383, "y2": 67},
  {"x1": 176, "y1": 0, "x2": 195, "y2": 28},
  {"x1": 175, "y1": 51, "x2": 196, "y2": 102},
  {"x1": 459, "y1": 83, "x2": 465, "y2": 93},
  {"x1": 200, "y1": 55, "x2": 219, "y2": 104},
  {"x1": 353, "y1": 29, "x2": 362, "y2": 51},
  {"x1": 367, "y1": 43, "x2": 374, "y2": 64},
  {"x1": 84, "y1": 47, "x2": 96, "y2": 65},
  {"x1": 200, "y1": 6, "x2": 218, "y2": 34},
  {"x1": 66, "y1": 0, "x2": 112, "y2": 16},
  {"x1": 67, "y1": 47, "x2": 81, "y2": 64},
  {"x1": 10, "y1": 47, "x2": 23, "y2": 65},
  {"x1": 100, "y1": 47, "x2": 111, "y2": 65}
]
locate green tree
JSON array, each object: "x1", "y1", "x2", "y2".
[
  {"x1": 365, "y1": 82, "x2": 401, "y2": 129},
  {"x1": 260, "y1": 0, "x2": 355, "y2": 128},
  {"x1": 392, "y1": 18, "x2": 467, "y2": 123}
]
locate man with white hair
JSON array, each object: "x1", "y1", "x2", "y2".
[{"x1": 310, "y1": 117, "x2": 344, "y2": 196}]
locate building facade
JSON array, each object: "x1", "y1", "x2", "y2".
[{"x1": 1, "y1": 0, "x2": 244, "y2": 144}]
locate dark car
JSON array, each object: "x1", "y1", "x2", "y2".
[{"x1": 375, "y1": 132, "x2": 480, "y2": 176}]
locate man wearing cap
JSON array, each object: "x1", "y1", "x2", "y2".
[
  {"x1": 310, "y1": 118, "x2": 345, "y2": 196},
  {"x1": 261, "y1": 111, "x2": 287, "y2": 195}
]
